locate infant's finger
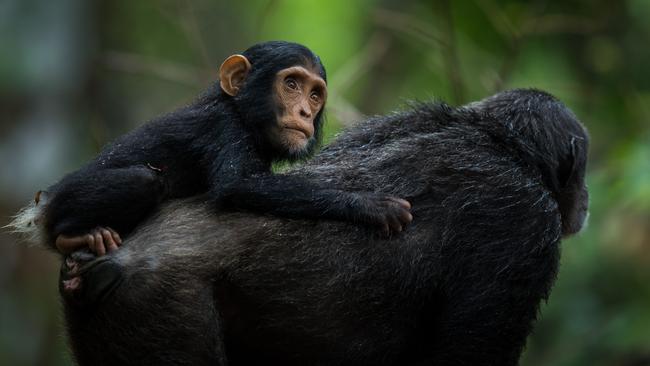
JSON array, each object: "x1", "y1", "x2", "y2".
[
  {"x1": 400, "y1": 211, "x2": 414, "y2": 225},
  {"x1": 102, "y1": 228, "x2": 118, "y2": 252},
  {"x1": 86, "y1": 234, "x2": 96, "y2": 253},
  {"x1": 387, "y1": 214, "x2": 402, "y2": 233},
  {"x1": 381, "y1": 223, "x2": 390, "y2": 238},
  {"x1": 55, "y1": 235, "x2": 88, "y2": 254},
  {"x1": 94, "y1": 232, "x2": 106, "y2": 256},
  {"x1": 107, "y1": 227, "x2": 122, "y2": 245},
  {"x1": 387, "y1": 197, "x2": 411, "y2": 210}
]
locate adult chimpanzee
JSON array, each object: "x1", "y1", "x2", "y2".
[
  {"x1": 19, "y1": 41, "x2": 411, "y2": 259},
  {"x1": 25, "y1": 89, "x2": 589, "y2": 365}
]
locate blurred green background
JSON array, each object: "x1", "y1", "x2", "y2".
[{"x1": 1, "y1": 0, "x2": 649, "y2": 365}]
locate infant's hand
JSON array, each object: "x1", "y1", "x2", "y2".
[
  {"x1": 55, "y1": 227, "x2": 122, "y2": 256},
  {"x1": 354, "y1": 193, "x2": 413, "y2": 237}
]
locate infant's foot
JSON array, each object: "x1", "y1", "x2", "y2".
[{"x1": 60, "y1": 250, "x2": 123, "y2": 307}]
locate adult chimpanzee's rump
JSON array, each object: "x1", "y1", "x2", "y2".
[{"x1": 61, "y1": 89, "x2": 588, "y2": 366}]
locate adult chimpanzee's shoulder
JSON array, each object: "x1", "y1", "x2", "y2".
[{"x1": 318, "y1": 101, "x2": 460, "y2": 156}]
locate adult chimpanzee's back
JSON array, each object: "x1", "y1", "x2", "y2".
[{"x1": 58, "y1": 89, "x2": 589, "y2": 366}]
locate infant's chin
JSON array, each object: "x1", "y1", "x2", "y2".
[{"x1": 282, "y1": 134, "x2": 310, "y2": 156}]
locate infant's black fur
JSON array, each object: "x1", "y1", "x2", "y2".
[{"x1": 40, "y1": 41, "x2": 409, "y2": 249}]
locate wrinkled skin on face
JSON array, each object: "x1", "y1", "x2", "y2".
[{"x1": 268, "y1": 66, "x2": 327, "y2": 155}]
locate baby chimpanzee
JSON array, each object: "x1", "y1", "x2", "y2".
[{"x1": 15, "y1": 41, "x2": 412, "y2": 256}]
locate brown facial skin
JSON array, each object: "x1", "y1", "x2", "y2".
[{"x1": 268, "y1": 66, "x2": 327, "y2": 155}]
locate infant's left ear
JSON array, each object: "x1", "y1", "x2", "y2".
[{"x1": 219, "y1": 54, "x2": 252, "y2": 96}]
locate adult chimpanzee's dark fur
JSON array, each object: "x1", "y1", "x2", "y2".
[{"x1": 60, "y1": 89, "x2": 589, "y2": 366}]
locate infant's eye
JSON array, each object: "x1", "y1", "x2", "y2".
[
  {"x1": 285, "y1": 78, "x2": 298, "y2": 90},
  {"x1": 310, "y1": 91, "x2": 321, "y2": 103}
]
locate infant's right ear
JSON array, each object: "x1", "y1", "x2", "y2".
[{"x1": 219, "y1": 54, "x2": 252, "y2": 96}]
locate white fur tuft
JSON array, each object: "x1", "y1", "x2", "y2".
[{"x1": 5, "y1": 200, "x2": 46, "y2": 246}]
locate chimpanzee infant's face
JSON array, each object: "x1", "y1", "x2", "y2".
[{"x1": 269, "y1": 65, "x2": 327, "y2": 154}]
